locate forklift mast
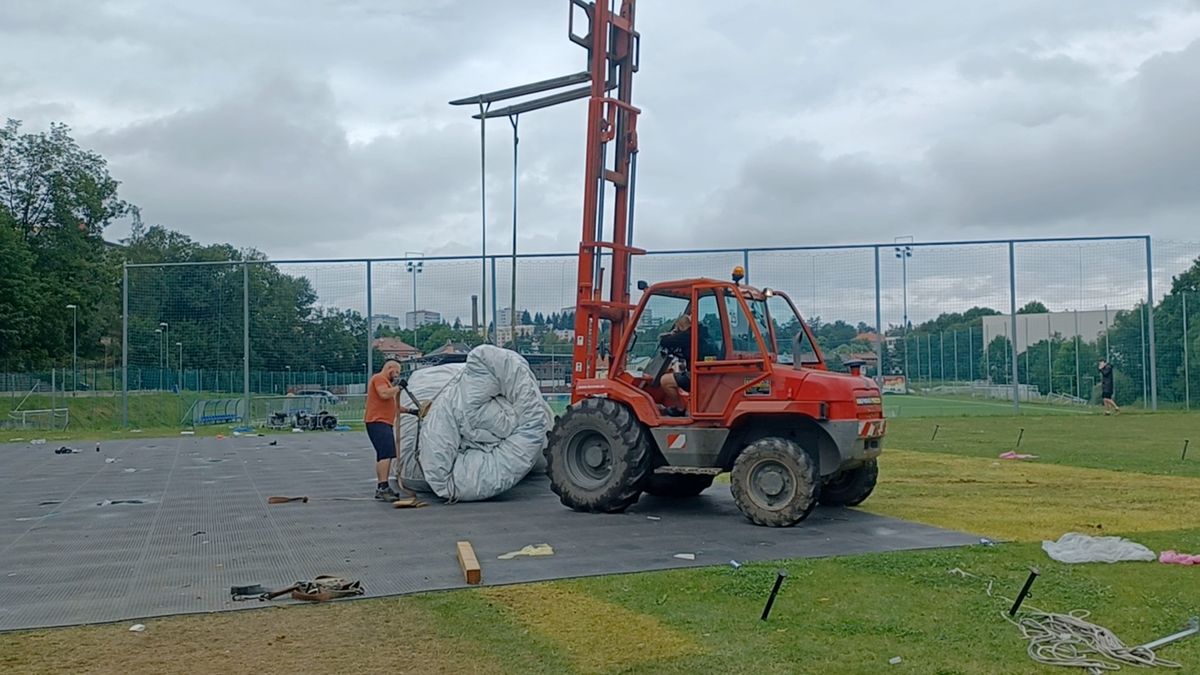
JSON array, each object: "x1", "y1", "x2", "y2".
[
  {"x1": 449, "y1": 1, "x2": 644, "y2": 403},
  {"x1": 570, "y1": 0, "x2": 645, "y2": 399}
]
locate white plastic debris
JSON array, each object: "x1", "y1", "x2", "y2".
[
  {"x1": 673, "y1": 553, "x2": 696, "y2": 561},
  {"x1": 104, "y1": 458, "x2": 116, "y2": 464},
  {"x1": 31, "y1": 439, "x2": 47, "y2": 445},
  {"x1": 180, "y1": 431, "x2": 195, "y2": 436},
  {"x1": 1041, "y1": 532, "x2": 1156, "y2": 564},
  {"x1": 129, "y1": 623, "x2": 146, "y2": 632},
  {"x1": 646, "y1": 516, "x2": 662, "y2": 521},
  {"x1": 889, "y1": 656, "x2": 903, "y2": 665},
  {"x1": 730, "y1": 560, "x2": 742, "y2": 569},
  {"x1": 497, "y1": 543, "x2": 554, "y2": 560}
]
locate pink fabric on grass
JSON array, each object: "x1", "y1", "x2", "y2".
[
  {"x1": 999, "y1": 451, "x2": 1038, "y2": 460},
  {"x1": 1159, "y1": 550, "x2": 1200, "y2": 565}
]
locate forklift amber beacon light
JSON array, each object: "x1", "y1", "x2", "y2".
[{"x1": 732, "y1": 266, "x2": 745, "y2": 284}]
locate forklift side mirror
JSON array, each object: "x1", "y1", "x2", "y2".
[{"x1": 636, "y1": 280, "x2": 648, "y2": 291}]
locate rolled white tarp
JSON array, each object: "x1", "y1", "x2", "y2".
[
  {"x1": 390, "y1": 362, "x2": 466, "y2": 494},
  {"x1": 391, "y1": 345, "x2": 553, "y2": 501}
]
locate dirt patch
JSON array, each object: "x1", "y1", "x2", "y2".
[
  {"x1": 481, "y1": 584, "x2": 703, "y2": 672},
  {"x1": 863, "y1": 449, "x2": 1200, "y2": 541},
  {"x1": 0, "y1": 600, "x2": 498, "y2": 675}
]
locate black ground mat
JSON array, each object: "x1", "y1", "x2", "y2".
[{"x1": 0, "y1": 434, "x2": 977, "y2": 631}]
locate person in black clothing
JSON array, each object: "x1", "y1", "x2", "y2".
[
  {"x1": 1098, "y1": 359, "x2": 1120, "y2": 415},
  {"x1": 656, "y1": 311, "x2": 718, "y2": 415}
]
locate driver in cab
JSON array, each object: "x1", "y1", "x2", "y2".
[{"x1": 655, "y1": 310, "x2": 718, "y2": 416}]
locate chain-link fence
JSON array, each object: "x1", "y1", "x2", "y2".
[{"x1": 4, "y1": 235, "x2": 1197, "y2": 431}]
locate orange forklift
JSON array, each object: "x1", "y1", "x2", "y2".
[{"x1": 461, "y1": 0, "x2": 886, "y2": 526}]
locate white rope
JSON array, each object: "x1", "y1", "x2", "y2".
[{"x1": 948, "y1": 568, "x2": 1182, "y2": 674}]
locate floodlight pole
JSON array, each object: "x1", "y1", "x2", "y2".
[
  {"x1": 66, "y1": 304, "x2": 77, "y2": 396},
  {"x1": 510, "y1": 113, "x2": 519, "y2": 349},
  {"x1": 478, "y1": 99, "x2": 491, "y2": 343}
]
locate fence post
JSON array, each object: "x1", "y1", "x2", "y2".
[
  {"x1": 743, "y1": 249, "x2": 751, "y2": 286},
  {"x1": 243, "y1": 261, "x2": 251, "y2": 425},
  {"x1": 121, "y1": 262, "x2": 129, "y2": 428},
  {"x1": 491, "y1": 256, "x2": 499, "y2": 345},
  {"x1": 1008, "y1": 241, "x2": 1020, "y2": 410},
  {"x1": 366, "y1": 260, "x2": 373, "y2": 379},
  {"x1": 1046, "y1": 315, "x2": 1053, "y2": 396},
  {"x1": 873, "y1": 246, "x2": 882, "y2": 386},
  {"x1": 1145, "y1": 237, "x2": 1158, "y2": 411},
  {"x1": 968, "y1": 326, "x2": 973, "y2": 381},
  {"x1": 1184, "y1": 292, "x2": 1190, "y2": 411},
  {"x1": 954, "y1": 330, "x2": 959, "y2": 382},
  {"x1": 1140, "y1": 304, "x2": 1148, "y2": 407},
  {"x1": 940, "y1": 332, "x2": 945, "y2": 383}
]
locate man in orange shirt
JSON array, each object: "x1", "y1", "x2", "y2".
[{"x1": 365, "y1": 359, "x2": 404, "y2": 501}]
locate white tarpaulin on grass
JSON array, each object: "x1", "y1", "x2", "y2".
[
  {"x1": 391, "y1": 345, "x2": 553, "y2": 501},
  {"x1": 1041, "y1": 532, "x2": 1157, "y2": 564}
]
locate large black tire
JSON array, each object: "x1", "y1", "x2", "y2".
[
  {"x1": 544, "y1": 398, "x2": 652, "y2": 513},
  {"x1": 819, "y1": 460, "x2": 878, "y2": 507},
  {"x1": 730, "y1": 437, "x2": 820, "y2": 527},
  {"x1": 642, "y1": 474, "x2": 715, "y2": 498}
]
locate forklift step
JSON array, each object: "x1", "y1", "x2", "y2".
[{"x1": 653, "y1": 466, "x2": 722, "y2": 476}]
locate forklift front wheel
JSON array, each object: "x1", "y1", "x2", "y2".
[
  {"x1": 730, "y1": 437, "x2": 820, "y2": 527},
  {"x1": 545, "y1": 398, "x2": 651, "y2": 513}
]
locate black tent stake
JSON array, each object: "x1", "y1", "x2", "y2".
[
  {"x1": 761, "y1": 569, "x2": 788, "y2": 621},
  {"x1": 1009, "y1": 567, "x2": 1040, "y2": 617}
]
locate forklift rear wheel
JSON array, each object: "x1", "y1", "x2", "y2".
[
  {"x1": 642, "y1": 474, "x2": 714, "y2": 498},
  {"x1": 544, "y1": 398, "x2": 651, "y2": 513},
  {"x1": 819, "y1": 460, "x2": 878, "y2": 507},
  {"x1": 730, "y1": 437, "x2": 819, "y2": 527}
]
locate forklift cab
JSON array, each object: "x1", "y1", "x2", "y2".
[{"x1": 618, "y1": 277, "x2": 823, "y2": 421}]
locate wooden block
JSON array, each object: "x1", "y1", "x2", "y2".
[{"x1": 457, "y1": 541, "x2": 481, "y2": 585}]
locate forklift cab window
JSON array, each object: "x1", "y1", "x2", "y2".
[
  {"x1": 720, "y1": 290, "x2": 758, "y2": 357},
  {"x1": 625, "y1": 292, "x2": 690, "y2": 377},
  {"x1": 724, "y1": 290, "x2": 770, "y2": 358},
  {"x1": 693, "y1": 291, "x2": 725, "y2": 361},
  {"x1": 767, "y1": 294, "x2": 820, "y2": 366}
]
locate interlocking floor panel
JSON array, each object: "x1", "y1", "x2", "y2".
[{"x1": 0, "y1": 434, "x2": 977, "y2": 631}]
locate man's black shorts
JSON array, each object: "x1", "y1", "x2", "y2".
[
  {"x1": 1102, "y1": 387, "x2": 1114, "y2": 400},
  {"x1": 366, "y1": 422, "x2": 396, "y2": 461}
]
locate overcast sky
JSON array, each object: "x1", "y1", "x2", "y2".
[{"x1": 6, "y1": 1, "x2": 1200, "y2": 324}]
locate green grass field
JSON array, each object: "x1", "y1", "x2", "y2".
[
  {"x1": 3, "y1": 410, "x2": 1198, "y2": 674},
  {"x1": 883, "y1": 393, "x2": 1094, "y2": 417}
]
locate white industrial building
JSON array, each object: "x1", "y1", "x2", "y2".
[
  {"x1": 981, "y1": 309, "x2": 1122, "y2": 353},
  {"x1": 405, "y1": 310, "x2": 442, "y2": 330},
  {"x1": 370, "y1": 313, "x2": 401, "y2": 331}
]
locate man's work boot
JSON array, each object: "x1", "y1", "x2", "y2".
[{"x1": 375, "y1": 483, "x2": 403, "y2": 502}]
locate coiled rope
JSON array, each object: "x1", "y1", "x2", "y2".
[{"x1": 949, "y1": 568, "x2": 1182, "y2": 673}]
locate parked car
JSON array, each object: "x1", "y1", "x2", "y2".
[{"x1": 292, "y1": 389, "x2": 341, "y2": 405}]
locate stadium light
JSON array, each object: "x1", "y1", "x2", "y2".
[
  {"x1": 894, "y1": 237, "x2": 914, "y2": 383},
  {"x1": 406, "y1": 251, "x2": 424, "y2": 331}
]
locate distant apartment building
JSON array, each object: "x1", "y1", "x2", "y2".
[
  {"x1": 371, "y1": 313, "x2": 401, "y2": 331},
  {"x1": 406, "y1": 310, "x2": 442, "y2": 330},
  {"x1": 496, "y1": 324, "x2": 537, "y2": 345},
  {"x1": 496, "y1": 307, "x2": 530, "y2": 327}
]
